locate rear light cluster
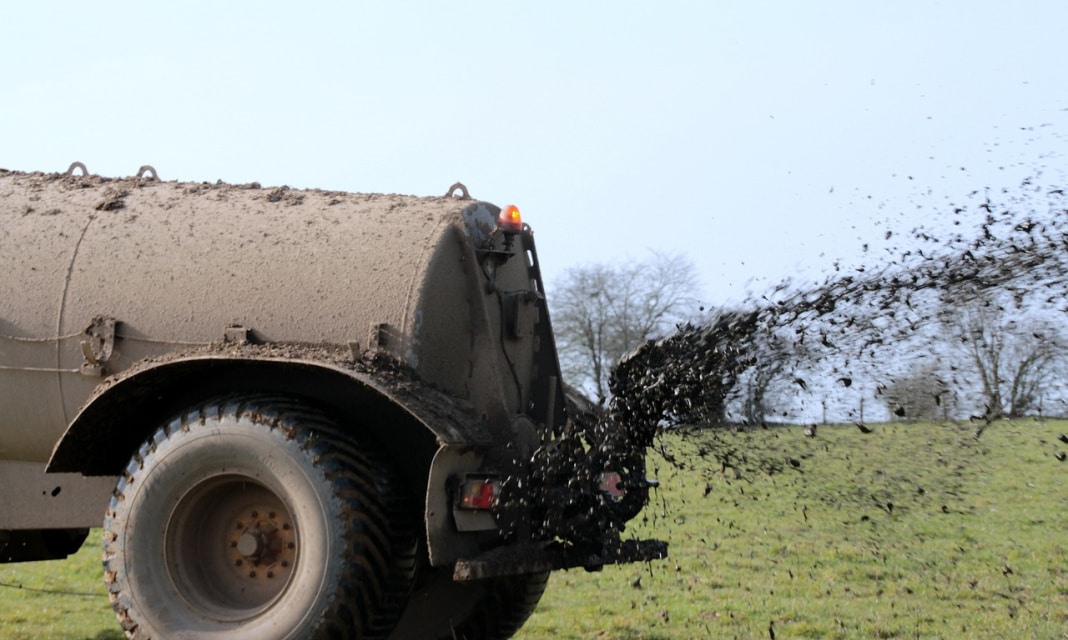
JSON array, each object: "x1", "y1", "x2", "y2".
[
  {"x1": 457, "y1": 476, "x2": 501, "y2": 510},
  {"x1": 598, "y1": 472, "x2": 625, "y2": 501}
]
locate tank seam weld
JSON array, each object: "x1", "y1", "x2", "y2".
[
  {"x1": 55, "y1": 214, "x2": 98, "y2": 423},
  {"x1": 0, "y1": 331, "x2": 83, "y2": 343},
  {"x1": 399, "y1": 211, "x2": 457, "y2": 364}
]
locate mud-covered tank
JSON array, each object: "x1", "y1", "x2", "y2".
[{"x1": 0, "y1": 164, "x2": 664, "y2": 639}]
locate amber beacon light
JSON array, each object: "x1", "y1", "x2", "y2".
[{"x1": 497, "y1": 204, "x2": 522, "y2": 234}]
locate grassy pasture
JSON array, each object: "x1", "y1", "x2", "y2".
[
  {"x1": 0, "y1": 540, "x2": 119, "y2": 640},
  {"x1": 1, "y1": 420, "x2": 1066, "y2": 639},
  {"x1": 518, "y1": 419, "x2": 1068, "y2": 639}
]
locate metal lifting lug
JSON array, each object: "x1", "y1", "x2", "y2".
[
  {"x1": 65, "y1": 161, "x2": 89, "y2": 177},
  {"x1": 135, "y1": 165, "x2": 160, "y2": 181},
  {"x1": 444, "y1": 182, "x2": 471, "y2": 199}
]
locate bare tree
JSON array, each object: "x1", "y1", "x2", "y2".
[
  {"x1": 551, "y1": 252, "x2": 699, "y2": 404},
  {"x1": 946, "y1": 300, "x2": 1064, "y2": 419},
  {"x1": 742, "y1": 359, "x2": 785, "y2": 426},
  {"x1": 881, "y1": 363, "x2": 953, "y2": 422},
  {"x1": 739, "y1": 328, "x2": 801, "y2": 426}
]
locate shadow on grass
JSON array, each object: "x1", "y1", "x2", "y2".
[{"x1": 84, "y1": 632, "x2": 123, "y2": 640}]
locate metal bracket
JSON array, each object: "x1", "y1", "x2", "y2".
[
  {"x1": 80, "y1": 316, "x2": 116, "y2": 377},
  {"x1": 348, "y1": 340, "x2": 362, "y2": 359},
  {"x1": 368, "y1": 322, "x2": 393, "y2": 351},
  {"x1": 503, "y1": 290, "x2": 539, "y2": 338},
  {"x1": 224, "y1": 325, "x2": 250, "y2": 343},
  {"x1": 453, "y1": 538, "x2": 669, "y2": 582}
]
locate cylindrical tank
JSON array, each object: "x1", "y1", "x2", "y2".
[{"x1": 0, "y1": 169, "x2": 534, "y2": 462}]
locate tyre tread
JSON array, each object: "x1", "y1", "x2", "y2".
[{"x1": 102, "y1": 394, "x2": 417, "y2": 640}]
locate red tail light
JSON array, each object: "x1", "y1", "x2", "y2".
[
  {"x1": 458, "y1": 477, "x2": 501, "y2": 510},
  {"x1": 598, "y1": 472, "x2": 626, "y2": 501}
]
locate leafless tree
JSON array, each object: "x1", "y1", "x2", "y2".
[
  {"x1": 881, "y1": 363, "x2": 953, "y2": 422},
  {"x1": 945, "y1": 299, "x2": 1065, "y2": 419},
  {"x1": 741, "y1": 359, "x2": 785, "y2": 426},
  {"x1": 739, "y1": 328, "x2": 802, "y2": 426},
  {"x1": 551, "y1": 252, "x2": 699, "y2": 404}
]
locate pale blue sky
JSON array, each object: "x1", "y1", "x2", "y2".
[{"x1": 3, "y1": 1, "x2": 1066, "y2": 306}]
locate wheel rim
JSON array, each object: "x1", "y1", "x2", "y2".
[{"x1": 164, "y1": 474, "x2": 299, "y2": 621}]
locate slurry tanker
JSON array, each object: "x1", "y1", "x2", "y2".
[{"x1": 0, "y1": 164, "x2": 663, "y2": 639}]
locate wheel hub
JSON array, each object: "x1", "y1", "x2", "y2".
[{"x1": 227, "y1": 508, "x2": 296, "y2": 582}]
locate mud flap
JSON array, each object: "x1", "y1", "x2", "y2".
[{"x1": 426, "y1": 445, "x2": 496, "y2": 567}]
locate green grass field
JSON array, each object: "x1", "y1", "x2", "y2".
[
  {"x1": 2, "y1": 420, "x2": 1066, "y2": 639},
  {"x1": 518, "y1": 419, "x2": 1068, "y2": 639}
]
